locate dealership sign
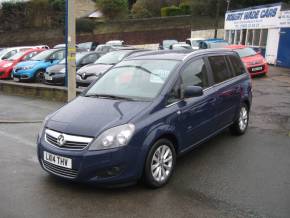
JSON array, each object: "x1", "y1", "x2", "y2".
[
  {"x1": 280, "y1": 10, "x2": 290, "y2": 27},
  {"x1": 225, "y1": 5, "x2": 281, "y2": 29}
]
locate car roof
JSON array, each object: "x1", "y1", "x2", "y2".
[
  {"x1": 22, "y1": 48, "x2": 45, "y2": 53},
  {"x1": 3, "y1": 46, "x2": 33, "y2": 51},
  {"x1": 126, "y1": 49, "x2": 237, "y2": 61},
  {"x1": 204, "y1": 38, "x2": 227, "y2": 43},
  {"x1": 226, "y1": 45, "x2": 247, "y2": 49},
  {"x1": 187, "y1": 37, "x2": 205, "y2": 40}
]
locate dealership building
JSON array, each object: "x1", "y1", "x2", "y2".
[{"x1": 224, "y1": 3, "x2": 290, "y2": 68}]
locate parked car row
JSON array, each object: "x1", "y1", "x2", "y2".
[
  {"x1": 159, "y1": 37, "x2": 268, "y2": 77},
  {"x1": 0, "y1": 39, "x2": 268, "y2": 84},
  {"x1": 159, "y1": 38, "x2": 230, "y2": 51}
]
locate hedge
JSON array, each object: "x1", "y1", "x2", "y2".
[
  {"x1": 161, "y1": 4, "x2": 191, "y2": 17},
  {"x1": 179, "y1": 3, "x2": 191, "y2": 15}
]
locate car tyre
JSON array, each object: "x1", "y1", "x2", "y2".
[
  {"x1": 35, "y1": 70, "x2": 45, "y2": 83},
  {"x1": 144, "y1": 139, "x2": 176, "y2": 188},
  {"x1": 230, "y1": 103, "x2": 249, "y2": 135}
]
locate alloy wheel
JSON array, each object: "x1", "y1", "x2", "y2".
[{"x1": 151, "y1": 145, "x2": 173, "y2": 182}]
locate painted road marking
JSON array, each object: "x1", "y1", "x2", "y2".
[{"x1": 0, "y1": 130, "x2": 35, "y2": 148}]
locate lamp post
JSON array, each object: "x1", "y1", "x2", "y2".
[
  {"x1": 214, "y1": 0, "x2": 221, "y2": 38},
  {"x1": 66, "y1": 0, "x2": 76, "y2": 101}
]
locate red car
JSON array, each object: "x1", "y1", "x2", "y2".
[
  {"x1": 226, "y1": 45, "x2": 268, "y2": 77},
  {"x1": 0, "y1": 48, "x2": 45, "y2": 79}
]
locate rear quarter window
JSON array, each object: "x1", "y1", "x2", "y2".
[{"x1": 208, "y1": 55, "x2": 233, "y2": 83}]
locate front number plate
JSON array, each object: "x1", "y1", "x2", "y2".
[
  {"x1": 45, "y1": 75, "x2": 53, "y2": 81},
  {"x1": 251, "y1": 66, "x2": 263, "y2": 72},
  {"x1": 43, "y1": 151, "x2": 72, "y2": 169}
]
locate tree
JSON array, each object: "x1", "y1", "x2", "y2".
[{"x1": 96, "y1": 0, "x2": 129, "y2": 20}]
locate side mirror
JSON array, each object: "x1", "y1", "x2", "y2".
[{"x1": 183, "y1": 86, "x2": 203, "y2": 98}]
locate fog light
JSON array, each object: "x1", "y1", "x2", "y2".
[
  {"x1": 95, "y1": 166, "x2": 124, "y2": 178},
  {"x1": 107, "y1": 166, "x2": 121, "y2": 176}
]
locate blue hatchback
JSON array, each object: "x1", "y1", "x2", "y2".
[
  {"x1": 37, "y1": 49, "x2": 252, "y2": 188},
  {"x1": 13, "y1": 49, "x2": 65, "y2": 82}
]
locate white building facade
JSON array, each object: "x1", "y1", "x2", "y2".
[{"x1": 224, "y1": 3, "x2": 290, "y2": 68}]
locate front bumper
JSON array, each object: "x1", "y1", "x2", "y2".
[
  {"x1": 44, "y1": 74, "x2": 65, "y2": 85},
  {"x1": 247, "y1": 64, "x2": 268, "y2": 77},
  {"x1": 37, "y1": 138, "x2": 143, "y2": 185},
  {"x1": 13, "y1": 69, "x2": 35, "y2": 80},
  {"x1": 0, "y1": 67, "x2": 12, "y2": 79}
]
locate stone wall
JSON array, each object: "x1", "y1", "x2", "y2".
[{"x1": 0, "y1": 15, "x2": 224, "y2": 47}]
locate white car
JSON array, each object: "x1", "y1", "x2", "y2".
[
  {"x1": 105, "y1": 40, "x2": 124, "y2": 46},
  {"x1": 170, "y1": 42, "x2": 193, "y2": 51},
  {"x1": 0, "y1": 46, "x2": 35, "y2": 60},
  {"x1": 185, "y1": 38, "x2": 206, "y2": 50}
]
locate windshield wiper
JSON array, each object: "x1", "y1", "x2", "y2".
[{"x1": 85, "y1": 94, "x2": 135, "y2": 101}]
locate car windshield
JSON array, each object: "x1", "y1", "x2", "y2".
[
  {"x1": 85, "y1": 59, "x2": 179, "y2": 100},
  {"x1": 8, "y1": 51, "x2": 25, "y2": 61},
  {"x1": 0, "y1": 49, "x2": 7, "y2": 57},
  {"x1": 59, "y1": 58, "x2": 66, "y2": 64},
  {"x1": 208, "y1": 42, "x2": 229, "y2": 48},
  {"x1": 31, "y1": 49, "x2": 56, "y2": 61},
  {"x1": 163, "y1": 40, "x2": 178, "y2": 48},
  {"x1": 78, "y1": 42, "x2": 91, "y2": 50},
  {"x1": 58, "y1": 53, "x2": 86, "y2": 65},
  {"x1": 94, "y1": 50, "x2": 132, "y2": 65},
  {"x1": 235, "y1": 48, "x2": 257, "y2": 58},
  {"x1": 190, "y1": 40, "x2": 202, "y2": 47}
]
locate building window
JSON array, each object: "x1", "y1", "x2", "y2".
[
  {"x1": 260, "y1": 29, "x2": 268, "y2": 48},
  {"x1": 235, "y1": 30, "x2": 241, "y2": 44},
  {"x1": 253, "y1": 29, "x2": 261, "y2": 47},
  {"x1": 246, "y1": 29, "x2": 253, "y2": 46}
]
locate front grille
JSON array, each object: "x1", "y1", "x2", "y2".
[
  {"x1": 45, "y1": 129, "x2": 93, "y2": 150},
  {"x1": 42, "y1": 160, "x2": 78, "y2": 179}
]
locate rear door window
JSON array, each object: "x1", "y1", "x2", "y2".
[
  {"x1": 228, "y1": 55, "x2": 247, "y2": 76},
  {"x1": 208, "y1": 56, "x2": 233, "y2": 83}
]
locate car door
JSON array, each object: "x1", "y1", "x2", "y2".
[
  {"x1": 207, "y1": 55, "x2": 241, "y2": 130},
  {"x1": 169, "y1": 58, "x2": 216, "y2": 151}
]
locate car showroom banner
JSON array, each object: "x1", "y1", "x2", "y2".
[
  {"x1": 225, "y1": 4, "x2": 281, "y2": 29},
  {"x1": 280, "y1": 10, "x2": 290, "y2": 27}
]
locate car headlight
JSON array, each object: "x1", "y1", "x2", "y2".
[
  {"x1": 22, "y1": 65, "x2": 35, "y2": 70},
  {"x1": 89, "y1": 124, "x2": 135, "y2": 151},
  {"x1": 3, "y1": 62, "x2": 13, "y2": 68}
]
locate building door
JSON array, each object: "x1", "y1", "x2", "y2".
[
  {"x1": 265, "y1": 28, "x2": 280, "y2": 65},
  {"x1": 277, "y1": 28, "x2": 290, "y2": 68}
]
